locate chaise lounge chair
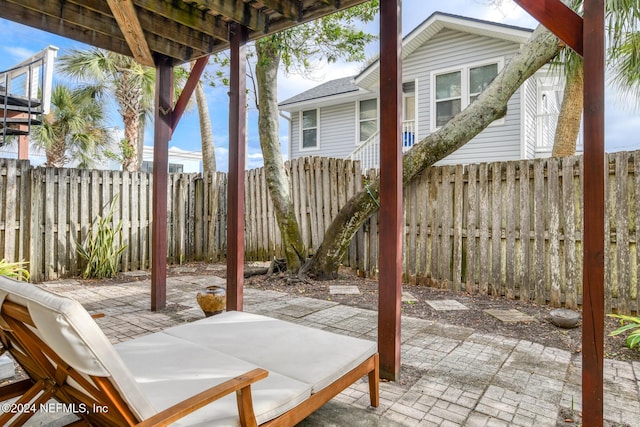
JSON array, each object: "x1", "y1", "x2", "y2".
[{"x1": 0, "y1": 276, "x2": 379, "y2": 426}]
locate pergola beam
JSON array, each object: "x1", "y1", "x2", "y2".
[
  {"x1": 151, "y1": 57, "x2": 173, "y2": 311},
  {"x1": 106, "y1": 0, "x2": 155, "y2": 66},
  {"x1": 513, "y1": 0, "x2": 583, "y2": 55},
  {"x1": 135, "y1": 0, "x2": 229, "y2": 41},
  {"x1": 260, "y1": 0, "x2": 299, "y2": 21},
  {"x1": 196, "y1": 0, "x2": 268, "y2": 32},
  {"x1": 378, "y1": 0, "x2": 402, "y2": 382},
  {"x1": 171, "y1": 56, "x2": 209, "y2": 131},
  {"x1": 226, "y1": 23, "x2": 248, "y2": 312},
  {"x1": 516, "y1": 0, "x2": 604, "y2": 424},
  {"x1": 582, "y1": 0, "x2": 605, "y2": 423}
]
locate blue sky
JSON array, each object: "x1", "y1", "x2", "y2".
[{"x1": 0, "y1": 0, "x2": 638, "y2": 171}]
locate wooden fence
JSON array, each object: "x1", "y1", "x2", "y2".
[
  {"x1": 389, "y1": 152, "x2": 638, "y2": 315},
  {"x1": 0, "y1": 153, "x2": 638, "y2": 314}
]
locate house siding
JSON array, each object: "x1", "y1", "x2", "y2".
[
  {"x1": 523, "y1": 78, "x2": 539, "y2": 159},
  {"x1": 403, "y1": 28, "x2": 524, "y2": 165},
  {"x1": 289, "y1": 102, "x2": 357, "y2": 160}
]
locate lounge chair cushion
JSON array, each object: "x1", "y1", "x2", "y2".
[
  {"x1": 115, "y1": 332, "x2": 311, "y2": 426},
  {"x1": 0, "y1": 277, "x2": 156, "y2": 421},
  {"x1": 162, "y1": 311, "x2": 377, "y2": 393}
]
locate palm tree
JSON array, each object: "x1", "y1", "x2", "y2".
[
  {"x1": 609, "y1": 31, "x2": 640, "y2": 109},
  {"x1": 32, "y1": 84, "x2": 110, "y2": 168},
  {"x1": 58, "y1": 48, "x2": 155, "y2": 171},
  {"x1": 552, "y1": 2, "x2": 640, "y2": 156}
]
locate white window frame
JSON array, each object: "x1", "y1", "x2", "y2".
[
  {"x1": 356, "y1": 98, "x2": 379, "y2": 145},
  {"x1": 299, "y1": 109, "x2": 320, "y2": 151},
  {"x1": 430, "y1": 57, "x2": 505, "y2": 132}
]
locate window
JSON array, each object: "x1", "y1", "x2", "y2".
[
  {"x1": 141, "y1": 161, "x2": 184, "y2": 173},
  {"x1": 469, "y1": 63, "x2": 498, "y2": 102},
  {"x1": 432, "y1": 60, "x2": 501, "y2": 129},
  {"x1": 358, "y1": 99, "x2": 378, "y2": 143},
  {"x1": 301, "y1": 109, "x2": 318, "y2": 149},
  {"x1": 435, "y1": 71, "x2": 462, "y2": 127}
]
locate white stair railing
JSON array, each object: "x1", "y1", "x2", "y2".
[
  {"x1": 348, "y1": 120, "x2": 417, "y2": 170},
  {"x1": 349, "y1": 131, "x2": 381, "y2": 171}
]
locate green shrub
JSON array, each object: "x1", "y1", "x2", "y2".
[
  {"x1": 609, "y1": 314, "x2": 640, "y2": 350},
  {"x1": 0, "y1": 259, "x2": 30, "y2": 281},
  {"x1": 77, "y1": 194, "x2": 127, "y2": 279}
]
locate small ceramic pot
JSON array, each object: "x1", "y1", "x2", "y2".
[
  {"x1": 550, "y1": 308, "x2": 581, "y2": 328},
  {"x1": 196, "y1": 286, "x2": 226, "y2": 317}
]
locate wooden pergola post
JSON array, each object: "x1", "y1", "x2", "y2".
[
  {"x1": 226, "y1": 23, "x2": 248, "y2": 312},
  {"x1": 151, "y1": 58, "x2": 173, "y2": 311},
  {"x1": 378, "y1": 0, "x2": 403, "y2": 381},
  {"x1": 582, "y1": 0, "x2": 606, "y2": 423},
  {"x1": 515, "y1": 0, "x2": 605, "y2": 424}
]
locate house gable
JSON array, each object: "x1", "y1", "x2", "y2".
[
  {"x1": 280, "y1": 12, "x2": 563, "y2": 167},
  {"x1": 356, "y1": 12, "x2": 532, "y2": 89}
]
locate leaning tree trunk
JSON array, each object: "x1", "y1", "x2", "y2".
[
  {"x1": 255, "y1": 40, "x2": 307, "y2": 272},
  {"x1": 552, "y1": 61, "x2": 583, "y2": 157},
  {"x1": 307, "y1": 24, "x2": 563, "y2": 279}
]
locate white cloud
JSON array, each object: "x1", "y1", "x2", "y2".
[
  {"x1": 278, "y1": 61, "x2": 361, "y2": 101},
  {"x1": 3, "y1": 46, "x2": 36, "y2": 62}
]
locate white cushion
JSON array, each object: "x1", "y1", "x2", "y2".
[
  {"x1": 163, "y1": 311, "x2": 377, "y2": 393},
  {"x1": 0, "y1": 277, "x2": 156, "y2": 421},
  {"x1": 115, "y1": 332, "x2": 311, "y2": 426}
]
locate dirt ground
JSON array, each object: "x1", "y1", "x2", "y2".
[
  {"x1": 179, "y1": 263, "x2": 639, "y2": 364},
  {"x1": 86, "y1": 262, "x2": 639, "y2": 363}
]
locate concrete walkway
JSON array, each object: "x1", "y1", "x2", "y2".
[{"x1": 15, "y1": 274, "x2": 640, "y2": 426}]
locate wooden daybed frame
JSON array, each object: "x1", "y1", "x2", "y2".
[{"x1": 0, "y1": 277, "x2": 379, "y2": 426}]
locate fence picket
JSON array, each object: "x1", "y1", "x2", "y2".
[
  {"x1": 4, "y1": 161, "x2": 17, "y2": 263},
  {"x1": 491, "y1": 162, "x2": 502, "y2": 296},
  {"x1": 534, "y1": 160, "x2": 546, "y2": 304},
  {"x1": 548, "y1": 158, "x2": 561, "y2": 307},
  {"x1": 465, "y1": 164, "x2": 477, "y2": 292},
  {"x1": 0, "y1": 155, "x2": 637, "y2": 313},
  {"x1": 478, "y1": 163, "x2": 489, "y2": 295},
  {"x1": 635, "y1": 152, "x2": 640, "y2": 314},
  {"x1": 18, "y1": 161, "x2": 30, "y2": 264},
  {"x1": 563, "y1": 157, "x2": 578, "y2": 309},
  {"x1": 518, "y1": 160, "x2": 531, "y2": 301},
  {"x1": 440, "y1": 166, "x2": 452, "y2": 286},
  {"x1": 615, "y1": 152, "x2": 630, "y2": 314},
  {"x1": 505, "y1": 162, "x2": 516, "y2": 300},
  {"x1": 452, "y1": 164, "x2": 464, "y2": 292}
]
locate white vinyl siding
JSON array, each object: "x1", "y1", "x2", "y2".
[
  {"x1": 523, "y1": 78, "x2": 539, "y2": 159},
  {"x1": 401, "y1": 28, "x2": 524, "y2": 165},
  {"x1": 289, "y1": 102, "x2": 357, "y2": 160},
  {"x1": 286, "y1": 26, "x2": 541, "y2": 166}
]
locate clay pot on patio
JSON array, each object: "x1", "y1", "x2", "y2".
[{"x1": 196, "y1": 286, "x2": 226, "y2": 317}]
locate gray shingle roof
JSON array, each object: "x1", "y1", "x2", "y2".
[{"x1": 279, "y1": 76, "x2": 358, "y2": 107}]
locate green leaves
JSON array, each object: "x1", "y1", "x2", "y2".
[
  {"x1": 0, "y1": 259, "x2": 30, "y2": 281},
  {"x1": 609, "y1": 314, "x2": 640, "y2": 350},
  {"x1": 76, "y1": 194, "x2": 127, "y2": 279},
  {"x1": 32, "y1": 84, "x2": 111, "y2": 168}
]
